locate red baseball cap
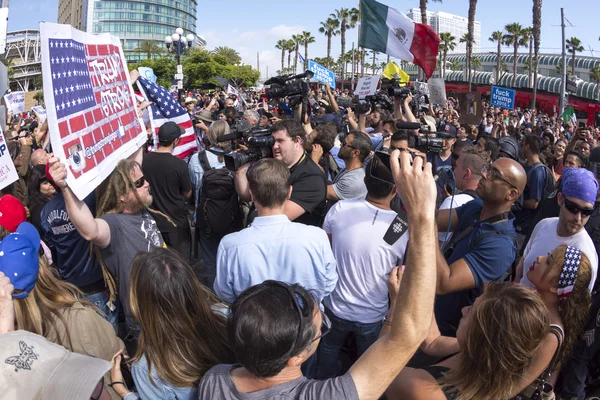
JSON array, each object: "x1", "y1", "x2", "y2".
[{"x1": 0, "y1": 194, "x2": 27, "y2": 232}]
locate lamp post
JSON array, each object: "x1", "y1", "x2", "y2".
[{"x1": 165, "y1": 27, "x2": 194, "y2": 101}]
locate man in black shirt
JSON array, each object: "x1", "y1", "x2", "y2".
[
  {"x1": 142, "y1": 121, "x2": 193, "y2": 257},
  {"x1": 235, "y1": 120, "x2": 326, "y2": 226}
]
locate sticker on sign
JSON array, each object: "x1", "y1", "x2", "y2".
[
  {"x1": 308, "y1": 60, "x2": 336, "y2": 89},
  {"x1": 355, "y1": 75, "x2": 381, "y2": 99}
]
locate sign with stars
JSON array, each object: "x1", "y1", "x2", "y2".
[{"x1": 40, "y1": 22, "x2": 146, "y2": 200}]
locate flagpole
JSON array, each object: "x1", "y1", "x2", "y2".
[{"x1": 357, "y1": 0, "x2": 362, "y2": 85}]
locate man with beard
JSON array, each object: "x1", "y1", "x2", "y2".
[
  {"x1": 48, "y1": 148, "x2": 164, "y2": 340},
  {"x1": 325, "y1": 131, "x2": 370, "y2": 204}
]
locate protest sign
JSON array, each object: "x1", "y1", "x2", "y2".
[
  {"x1": 427, "y1": 78, "x2": 447, "y2": 105},
  {"x1": 355, "y1": 75, "x2": 381, "y2": 99},
  {"x1": 457, "y1": 92, "x2": 483, "y2": 125},
  {"x1": 4, "y1": 91, "x2": 24, "y2": 114},
  {"x1": 308, "y1": 60, "x2": 336, "y2": 89},
  {"x1": 138, "y1": 67, "x2": 157, "y2": 84},
  {"x1": 490, "y1": 86, "x2": 516, "y2": 110},
  {"x1": 31, "y1": 105, "x2": 47, "y2": 123},
  {"x1": 40, "y1": 22, "x2": 146, "y2": 200},
  {"x1": 0, "y1": 125, "x2": 18, "y2": 191}
]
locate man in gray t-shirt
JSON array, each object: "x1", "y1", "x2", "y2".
[{"x1": 326, "y1": 131, "x2": 370, "y2": 206}]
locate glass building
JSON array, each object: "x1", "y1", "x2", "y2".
[{"x1": 59, "y1": 0, "x2": 202, "y2": 62}]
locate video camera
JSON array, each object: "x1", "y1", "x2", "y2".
[
  {"x1": 264, "y1": 70, "x2": 314, "y2": 105},
  {"x1": 395, "y1": 121, "x2": 445, "y2": 154},
  {"x1": 217, "y1": 119, "x2": 273, "y2": 171}
]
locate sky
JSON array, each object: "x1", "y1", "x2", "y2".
[{"x1": 7, "y1": 0, "x2": 600, "y2": 79}]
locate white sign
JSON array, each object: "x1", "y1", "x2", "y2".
[
  {"x1": 174, "y1": 73, "x2": 183, "y2": 80},
  {"x1": 0, "y1": 125, "x2": 19, "y2": 191},
  {"x1": 355, "y1": 75, "x2": 381, "y2": 99},
  {"x1": 40, "y1": 22, "x2": 147, "y2": 200},
  {"x1": 4, "y1": 91, "x2": 24, "y2": 114},
  {"x1": 0, "y1": 8, "x2": 8, "y2": 55},
  {"x1": 177, "y1": 64, "x2": 183, "y2": 74},
  {"x1": 427, "y1": 78, "x2": 447, "y2": 105},
  {"x1": 177, "y1": 80, "x2": 183, "y2": 89},
  {"x1": 31, "y1": 105, "x2": 47, "y2": 123}
]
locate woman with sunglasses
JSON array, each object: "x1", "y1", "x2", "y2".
[{"x1": 109, "y1": 247, "x2": 235, "y2": 400}]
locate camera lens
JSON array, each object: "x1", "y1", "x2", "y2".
[{"x1": 72, "y1": 152, "x2": 81, "y2": 165}]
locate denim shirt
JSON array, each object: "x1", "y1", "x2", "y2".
[{"x1": 128, "y1": 354, "x2": 197, "y2": 400}]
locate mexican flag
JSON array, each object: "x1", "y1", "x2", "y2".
[
  {"x1": 561, "y1": 105, "x2": 577, "y2": 124},
  {"x1": 360, "y1": 0, "x2": 440, "y2": 79}
]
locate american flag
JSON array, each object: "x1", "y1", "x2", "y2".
[{"x1": 136, "y1": 77, "x2": 197, "y2": 159}]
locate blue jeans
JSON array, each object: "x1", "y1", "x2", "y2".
[
  {"x1": 83, "y1": 290, "x2": 118, "y2": 333},
  {"x1": 316, "y1": 307, "x2": 383, "y2": 379}
]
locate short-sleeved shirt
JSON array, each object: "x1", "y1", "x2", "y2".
[
  {"x1": 331, "y1": 168, "x2": 367, "y2": 201},
  {"x1": 427, "y1": 153, "x2": 452, "y2": 173},
  {"x1": 197, "y1": 364, "x2": 359, "y2": 400},
  {"x1": 514, "y1": 163, "x2": 547, "y2": 231},
  {"x1": 100, "y1": 210, "x2": 164, "y2": 317},
  {"x1": 142, "y1": 152, "x2": 193, "y2": 232},
  {"x1": 289, "y1": 153, "x2": 327, "y2": 226},
  {"x1": 435, "y1": 199, "x2": 518, "y2": 337}
]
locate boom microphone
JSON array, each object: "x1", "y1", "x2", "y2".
[{"x1": 394, "y1": 121, "x2": 421, "y2": 130}]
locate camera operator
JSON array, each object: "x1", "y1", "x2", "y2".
[
  {"x1": 427, "y1": 123, "x2": 457, "y2": 173},
  {"x1": 234, "y1": 120, "x2": 327, "y2": 226},
  {"x1": 223, "y1": 106, "x2": 238, "y2": 126}
]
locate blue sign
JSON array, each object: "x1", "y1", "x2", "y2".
[
  {"x1": 490, "y1": 86, "x2": 516, "y2": 110},
  {"x1": 308, "y1": 60, "x2": 336, "y2": 89}
]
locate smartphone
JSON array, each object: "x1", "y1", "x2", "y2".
[{"x1": 120, "y1": 358, "x2": 135, "y2": 390}]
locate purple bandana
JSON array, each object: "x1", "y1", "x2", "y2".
[
  {"x1": 562, "y1": 168, "x2": 599, "y2": 206},
  {"x1": 557, "y1": 245, "x2": 582, "y2": 300}
]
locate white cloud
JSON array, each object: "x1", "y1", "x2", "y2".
[{"x1": 267, "y1": 25, "x2": 305, "y2": 40}]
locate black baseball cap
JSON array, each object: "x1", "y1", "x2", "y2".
[
  {"x1": 437, "y1": 122, "x2": 457, "y2": 138},
  {"x1": 158, "y1": 121, "x2": 184, "y2": 143}
]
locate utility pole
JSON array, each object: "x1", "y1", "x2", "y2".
[
  {"x1": 559, "y1": 8, "x2": 567, "y2": 115},
  {"x1": 257, "y1": 52, "x2": 260, "y2": 78},
  {"x1": 351, "y1": 42, "x2": 355, "y2": 90}
]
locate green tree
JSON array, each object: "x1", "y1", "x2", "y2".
[
  {"x1": 448, "y1": 60, "x2": 461, "y2": 71},
  {"x1": 314, "y1": 56, "x2": 335, "y2": 68},
  {"x1": 590, "y1": 65, "x2": 600, "y2": 100},
  {"x1": 556, "y1": 59, "x2": 573, "y2": 76},
  {"x1": 503, "y1": 22, "x2": 527, "y2": 87},
  {"x1": 331, "y1": 7, "x2": 359, "y2": 89},
  {"x1": 275, "y1": 39, "x2": 287, "y2": 72},
  {"x1": 566, "y1": 37, "x2": 584, "y2": 76},
  {"x1": 210, "y1": 46, "x2": 241, "y2": 65},
  {"x1": 33, "y1": 91, "x2": 44, "y2": 107},
  {"x1": 439, "y1": 32, "x2": 456, "y2": 78},
  {"x1": 489, "y1": 31, "x2": 504, "y2": 84},
  {"x1": 299, "y1": 31, "x2": 315, "y2": 71},
  {"x1": 370, "y1": 50, "x2": 379, "y2": 75},
  {"x1": 129, "y1": 56, "x2": 177, "y2": 88},
  {"x1": 464, "y1": 0, "x2": 478, "y2": 90},
  {"x1": 521, "y1": 27, "x2": 533, "y2": 86},
  {"x1": 532, "y1": 0, "x2": 542, "y2": 108},
  {"x1": 285, "y1": 39, "x2": 295, "y2": 70},
  {"x1": 292, "y1": 34, "x2": 302, "y2": 74},
  {"x1": 134, "y1": 40, "x2": 164, "y2": 61},
  {"x1": 319, "y1": 18, "x2": 340, "y2": 69},
  {"x1": 471, "y1": 56, "x2": 482, "y2": 81}
]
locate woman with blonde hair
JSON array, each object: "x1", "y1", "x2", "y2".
[
  {"x1": 109, "y1": 247, "x2": 234, "y2": 399},
  {"x1": 1, "y1": 222, "x2": 124, "y2": 399}
]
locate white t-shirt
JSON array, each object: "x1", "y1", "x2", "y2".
[
  {"x1": 520, "y1": 217, "x2": 598, "y2": 291},
  {"x1": 323, "y1": 199, "x2": 409, "y2": 323},
  {"x1": 438, "y1": 194, "x2": 475, "y2": 243}
]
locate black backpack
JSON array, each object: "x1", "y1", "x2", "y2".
[{"x1": 195, "y1": 151, "x2": 243, "y2": 238}]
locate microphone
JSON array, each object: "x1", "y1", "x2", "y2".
[
  {"x1": 216, "y1": 132, "x2": 243, "y2": 142},
  {"x1": 394, "y1": 121, "x2": 421, "y2": 130}
]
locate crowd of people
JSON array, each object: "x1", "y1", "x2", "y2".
[{"x1": 2, "y1": 70, "x2": 600, "y2": 400}]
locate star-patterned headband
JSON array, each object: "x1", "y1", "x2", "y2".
[{"x1": 557, "y1": 245, "x2": 582, "y2": 300}]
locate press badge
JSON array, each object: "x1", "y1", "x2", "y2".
[{"x1": 383, "y1": 209, "x2": 409, "y2": 245}]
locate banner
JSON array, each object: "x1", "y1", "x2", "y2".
[
  {"x1": 40, "y1": 22, "x2": 146, "y2": 200},
  {"x1": 0, "y1": 126, "x2": 18, "y2": 191},
  {"x1": 427, "y1": 78, "x2": 447, "y2": 105},
  {"x1": 308, "y1": 60, "x2": 336, "y2": 89},
  {"x1": 31, "y1": 105, "x2": 47, "y2": 123},
  {"x1": 4, "y1": 91, "x2": 24, "y2": 114},
  {"x1": 355, "y1": 75, "x2": 381, "y2": 99},
  {"x1": 457, "y1": 92, "x2": 482, "y2": 125},
  {"x1": 137, "y1": 67, "x2": 157, "y2": 84},
  {"x1": 490, "y1": 86, "x2": 516, "y2": 110}
]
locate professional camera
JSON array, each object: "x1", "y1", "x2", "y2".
[
  {"x1": 264, "y1": 70, "x2": 314, "y2": 100},
  {"x1": 394, "y1": 121, "x2": 446, "y2": 154},
  {"x1": 365, "y1": 92, "x2": 394, "y2": 112},
  {"x1": 217, "y1": 119, "x2": 273, "y2": 171},
  {"x1": 388, "y1": 85, "x2": 415, "y2": 98}
]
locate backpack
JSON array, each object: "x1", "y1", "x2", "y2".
[
  {"x1": 512, "y1": 162, "x2": 556, "y2": 215},
  {"x1": 195, "y1": 151, "x2": 243, "y2": 238}
]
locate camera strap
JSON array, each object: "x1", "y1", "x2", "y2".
[
  {"x1": 197, "y1": 151, "x2": 212, "y2": 172},
  {"x1": 443, "y1": 210, "x2": 509, "y2": 259}
]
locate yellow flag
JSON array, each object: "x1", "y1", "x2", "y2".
[{"x1": 382, "y1": 61, "x2": 409, "y2": 84}]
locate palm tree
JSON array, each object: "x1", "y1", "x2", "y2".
[
  {"x1": 531, "y1": 0, "x2": 542, "y2": 109},
  {"x1": 448, "y1": 60, "x2": 461, "y2": 71},
  {"x1": 360, "y1": 48, "x2": 366, "y2": 77},
  {"x1": 503, "y1": 23, "x2": 527, "y2": 87},
  {"x1": 521, "y1": 27, "x2": 533, "y2": 87},
  {"x1": 134, "y1": 40, "x2": 164, "y2": 60},
  {"x1": 566, "y1": 37, "x2": 584, "y2": 77},
  {"x1": 370, "y1": 50, "x2": 379, "y2": 75},
  {"x1": 556, "y1": 60, "x2": 572, "y2": 76},
  {"x1": 210, "y1": 46, "x2": 241, "y2": 65},
  {"x1": 292, "y1": 34, "x2": 302, "y2": 73},
  {"x1": 299, "y1": 31, "x2": 315, "y2": 71},
  {"x1": 331, "y1": 7, "x2": 359, "y2": 89},
  {"x1": 590, "y1": 65, "x2": 600, "y2": 100},
  {"x1": 419, "y1": 0, "x2": 442, "y2": 28},
  {"x1": 439, "y1": 32, "x2": 456, "y2": 79},
  {"x1": 465, "y1": 0, "x2": 478, "y2": 90},
  {"x1": 275, "y1": 39, "x2": 287, "y2": 72},
  {"x1": 285, "y1": 39, "x2": 295, "y2": 70},
  {"x1": 471, "y1": 56, "x2": 482, "y2": 80},
  {"x1": 319, "y1": 18, "x2": 340, "y2": 69},
  {"x1": 489, "y1": 31, "x2": 504, "y2": 84}
]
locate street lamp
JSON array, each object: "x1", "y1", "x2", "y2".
[{"x1": 165, "y1": 28, "x2": 194, "y2": 100}]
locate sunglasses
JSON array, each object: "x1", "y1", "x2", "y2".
[
  {"x1": 481, "y1": 164, "x2": 519, "y2": 192},
  {"x1": 134, "y1": 176, "x2": 146, "y2": 189},
  {"x1": 563, "y1": 197, "x2": 595, "y2": 217}
]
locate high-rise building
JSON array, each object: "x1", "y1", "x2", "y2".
[
  {"x1": 57, "y1": 0, "x2": 205, "y2": 62},
  {"x1": 406, "y1": 8, "x2": 480, "y2": 54}
]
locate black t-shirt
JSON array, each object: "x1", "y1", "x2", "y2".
[
  {"x1": 289, "y1": 153, "x2": 327, "y2": 226},
  {"x1": 142, "y1": 152, "x2": 192, "y2": 232}
]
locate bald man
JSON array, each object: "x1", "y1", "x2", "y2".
[
  {"x1": 433, "y1": 158, "x2": 526, "y2": 337},
  {"x1": 30, "y1": 149, "x2": 49, "y2": 166}
]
